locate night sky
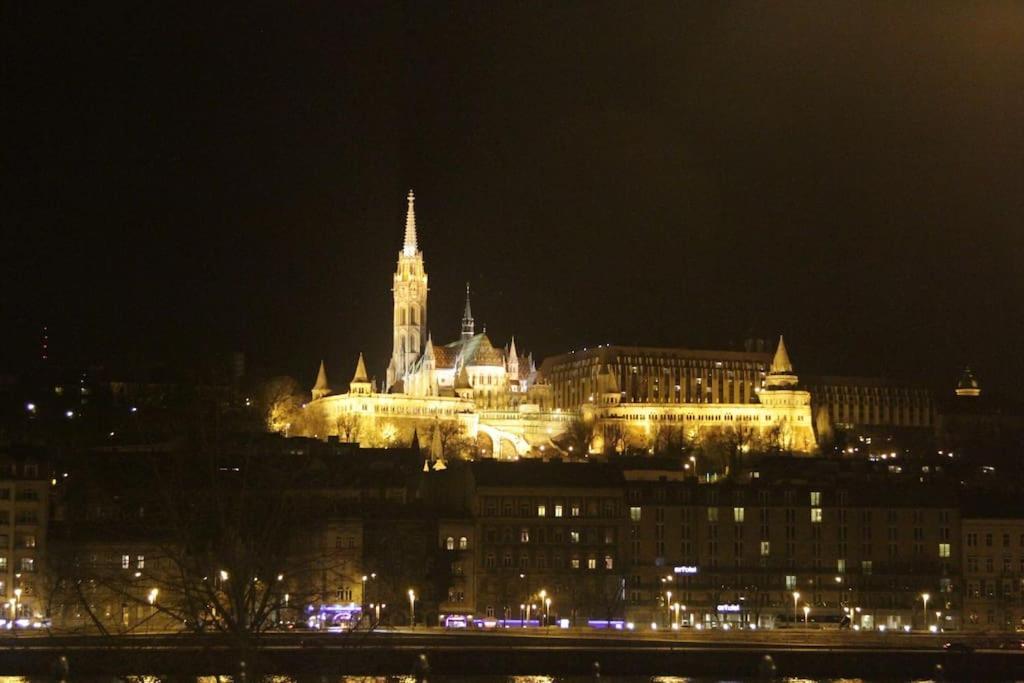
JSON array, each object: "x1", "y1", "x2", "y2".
[{"x1": 4, "y1": 3, "x2": 1023, "y2": 394}]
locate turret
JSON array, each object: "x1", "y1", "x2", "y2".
[
  {"x1": 955, "y1": 366, "x2": 981, "y2": 397},
  {"x1": 763, "y1": 335, "x2": 799, "y2": 389},
  {"x1": 506, "y1": 336, "x2": 520, "y2": 378},
  {"x1": 350, "y1": 353, "x2": 372, "y2": 396},
  {"x1": 311, "y1": 360, "x2": 331, "y2": 401}
]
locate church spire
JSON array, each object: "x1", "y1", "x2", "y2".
[
  {"x1": 352, "y1": 352, "x2": 369, "y2": 383},
  {"x1": 403, "y1": 189, "x2": 418, "y2": 256},
  {"x1": 461, "y1": 282, "x2": 475, "y2": 340}
]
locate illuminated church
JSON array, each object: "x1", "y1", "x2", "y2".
[{"x1": 304, "y1": 191, "x2": 818, "y2": 457}]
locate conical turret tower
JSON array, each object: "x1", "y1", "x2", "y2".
[{"x1": 311, "y1": 360, "x2": 331, "y2": 400}]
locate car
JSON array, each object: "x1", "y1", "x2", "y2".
[{"x1": 942, "y1": 642, "x2": 975, "y2": 654}]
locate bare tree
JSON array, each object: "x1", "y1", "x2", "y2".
[{"x1": 258, "y1": 376, "x2": 302, "y2": 434}]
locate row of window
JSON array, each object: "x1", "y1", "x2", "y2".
[
  {"x1": 966, "y1": 556, "x2": 1024, "y2": 574},
  {"x1": 483, "y1": 552, "x2": 614, "y2": 571},
  {"x1": 966, "y1": 532, "x2": 1024, "y2": 549},
  {"x1": 482, "y1": 498, "x2": 618, "y2": 518},
  {"x1": 484, "y1": 526, "x2": 616, "y2": 545},
  {"x1": 0, "y1": 557, "x2": 34, "y2": 573}
]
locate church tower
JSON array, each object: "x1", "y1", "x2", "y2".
[{"x1": 387, "y1": 190, "x2": 429, "y2": 390}]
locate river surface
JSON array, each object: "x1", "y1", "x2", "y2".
[{"x1": 0, "y1": 675, "x2": 978, "y2": 683}]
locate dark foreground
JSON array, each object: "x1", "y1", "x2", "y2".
[{"x1": 0, "y1": 630, "x2": 1022, "y2": 681}]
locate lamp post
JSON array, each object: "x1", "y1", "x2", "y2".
[
  {"x1": 520, "y1": 603, "x2": 525, "y2": 626},
  {"x1": 803, "y1": 605, "x2": 810, "y2": 625},
  {"x1": 408, "y1": 589, "x2": 416, "y2": 629},
  {"x1": 792, "y1": 591, "x2": 800, "y2": 625},
  {"x1": 665, "y1": 590, "x2": 673, "y2": 627},
  {"x1": 539, "y1": 590, "x2": 547, "y2": 626},
  {"x1": 545, "y1": 598, "x2": 551, "y2": 629},
  {"x1": 920, "y1": 593, "x2": 930, "y2": 631},
  {"x1": 362, "y1": 575, "x2": 368, "y2": 608}
]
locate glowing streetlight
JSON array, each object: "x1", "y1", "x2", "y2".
[
  {"x1": 792, "y1": 591, "x2": 800, "y2": 624},
  {"x1": 408, "y1": 589, "x2": 416, "y2": 628},
  {"x1": 666, "y1": 590, "x2": 673, "y2": 625},
  {"x1": 803, "y1": 605, "x2": 810, "y2": 625},
  {"x1": 147, "y1": 588, "x2": 159, "y2": 605},
  {"x1": 545, "y1": 597, "x2": 551, "y2": 628},
  {"x1": 219, "y1": 570, "x2": 229, "y2": 582},
  {"x1": 920, "y1": 593, "x2": 930, "y2": 630}
]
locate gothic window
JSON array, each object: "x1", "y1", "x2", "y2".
[
  {"x1": 411, "y1": 305, "x2": 418, "y2": 325},
  {"x1": 400, "y1": 307, "x2": 407, "y2": 326}
]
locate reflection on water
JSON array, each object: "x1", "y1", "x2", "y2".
[{"x1": 0, "y1": 676, "x2": 951, "y2": 683}]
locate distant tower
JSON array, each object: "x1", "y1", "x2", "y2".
[
  {"x1": 763, "y1": 334, "x2": 799, "y2": 389},
  {"x1": 387, "y1": 190, "x2": 429, "y2": 389},
  {"x1": 955, "y1": 366, "x2": 981, "y2": 397},
  {"x1": 311, "y1": 360, "x2": 331, "y2": 400},
  {"x1": 506, "y1": 336, "x2": 519, "y2": 379},
  {"x1": 350, "y1": 353, "x2": 372, "y2": 396},
  {"x1": 461, "y1": 283, "x2": 475, "y2": 340}
]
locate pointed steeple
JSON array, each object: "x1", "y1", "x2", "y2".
[
  {"x1": 403, "y1": 189, "x2": 418, "y2": 256},
  {"x1": 423, "y1": 332, "x2": 435, "y2": 362},
  {"x1": 763, "y1": 335, "x2": 798, "y2": 390},
  {"x1": 410, "y1": 428, "x2": 421, "y2": 454},
  {"x1": 350, "y1": 353, "x2": 372, "y2": 395},
  {"x1": 507, "y1": 336, "x2": 519, "y2": 376},
  {"x1": 352, "y1": 353, "x2": 369, "y2": 383},
  {"x1": 461, "y1": 282, "x2": 475, "y2": 340},
  {"x1": 771, "y1": 335, "x2": 794, "y2": 374},
  {"x1": 311, "y1": 360, "x2": 331, "y2": 400}
]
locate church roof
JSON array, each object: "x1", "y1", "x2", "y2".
[{"x1": 436, "y1": 333, "x2": 506, "y2": 368}]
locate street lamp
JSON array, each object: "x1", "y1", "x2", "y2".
[
  {"x1": 803, "y1": 605, "x2": 810, "y2": 625},
  {"x1": 792, "y1": 592, "x2": 800, "y2": 625},
  {"x1": 408, "y1": 589, "x2": 416, "y2": 629},
  {"x1": 666, "y1": 590, "x2": 673, "y2": 626},
  {"x1": 148, "y1": 588, "x2": 159, "y2": 605},
  {"x1": 362, "y1": 575, "x2": 368, "y2": 607},
  {"x1": 545, "y1": 598, "x2": 551, "y2": 628},
  {"x1": 920, "y1": 593, "x2": 930, "y2": 630},
  {"x1": 539, "y1": 590, "x2": 547, "y2": 625}
]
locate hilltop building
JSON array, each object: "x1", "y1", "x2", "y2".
[{"x1": 302, "y1": 191, "x2": 816, "y2": 456}]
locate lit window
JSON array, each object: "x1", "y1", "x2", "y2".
[
  {"x1": 520, "y1": 529, "x2": 530, "y2": 543},
  {"x1": 121, "y1": 554, "x2": 130, "y2": 569},
  {"x1": 19, "y1": 558, "x2": 34, "y2": 572},
  {"x1": 707, "y1": 508, "x2": 719, "y2": 523},
  {"x1": 571, "y1": 504, "x2": 581, "y2": 517},
  {"x1": 570, "y1": 531, "x2": 580, "y2": 544},
  {"x1": 605, "y1": 555, "x2": 614, "y2": 570},
  {"x1": 587, "y1": 558, "x2": 597, "y2": 570},
  {"x1": 571, "y1": 558, "x2": 580, "y2": 569},
  {"x1": 939, "y1": 543, "x2": 951, "y2": 558},
  {"x1": 810, "y1": 491, "x2": 821, "y2": 506},
  {"x1": 459, "y1": 536, "x2": 468, "y2": 550},
  {"x1": 760, "y1": 541, "x2": 770, "y2": 556},
  {"x1": 734, "y1": 507, "x2": 745, "y2": 523},
  {"x1": 0, "y1": 557, "x2": 6, "y2": 571},
  {"x1": 137, "y1": 555, "x2": 145, "y2": 569},
  {"x1": 837, "y1": 558, "x2": 846, "y2": 573},
  {"x1": 537, "y1": 505, "x2": 546, "y2": 517},
  {"x1": 785, "y1": 575, "x2": 796, "y2": 590},
  {"x1": 445, "y1": 537, "x2": 455, "y2": 551},
  {"x1": 630, "y1": 507, "x2": 641, "y2": 522},
  {"x1": 811, "y1": 508, "x2": 822, "y2": 523}
]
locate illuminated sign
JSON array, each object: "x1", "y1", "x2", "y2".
[
  {"x1": 716, "y1": 604, "x2": 741, "y2": 613},
  {"x1": 673, "y1": 565, "x2": 699, "y2": 574}
]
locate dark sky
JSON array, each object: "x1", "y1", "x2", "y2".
[{"x1": 4, "y1": 3, "x2": 1023, "y2": 394}]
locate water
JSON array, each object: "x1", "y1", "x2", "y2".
[{"x1": 0, "y1": 676, "x2": 963, "y2": 683}]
